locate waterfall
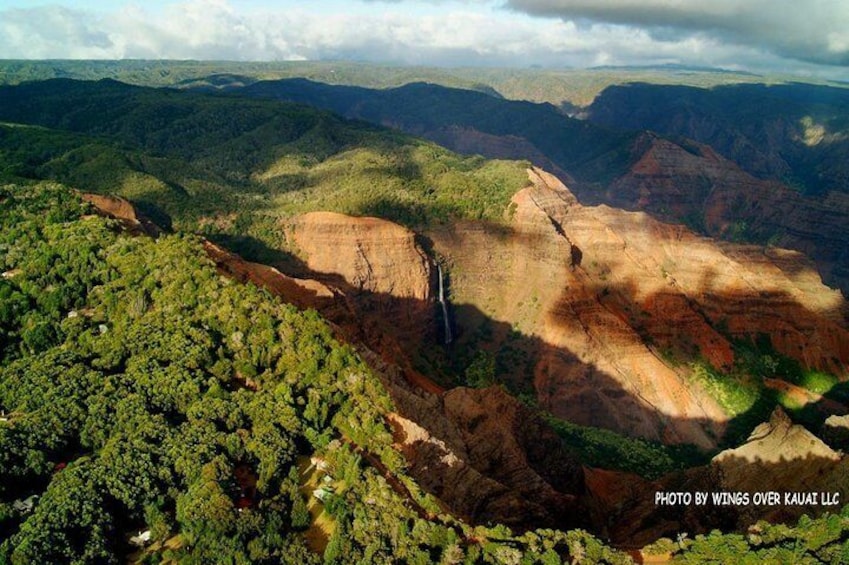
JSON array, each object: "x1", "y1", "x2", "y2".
[{"x1": 437, "y1": 263, "x2": 452, "y2": 345}]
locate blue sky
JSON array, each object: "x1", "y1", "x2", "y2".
[{"x1": 1, "y1": 0, "x2": 847, "y2": 79}]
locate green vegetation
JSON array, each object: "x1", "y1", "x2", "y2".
[
  {"x1": 544, "y1": 414, "x2": 706, "y2": 480},
  {"x1": 689, "y1": 360, "x2": 763, "y2": 418},
  {"x1": 0, "y1": 182, "x2": 637, "y2": 564},
  {"x1": 684, "y1": 332, "x2": 845, "y2": 446},
  {"x1": 1, "y1": 59, "x2": 840, "y2": 108},
  {"x1": 237, "y1": 78, "x2": 637, "y2": 184},
  {"x1": 800, "y1": 372, "x2": 840, "y2": 395},
  {"x1": 732, "y1": 335, "x2": 842, "y2": 397},
  {"x1": 1, "y1": 74, "x2": 848, "y2": 563},
  {"x1": 5, "y1": 180, "x2": 839, "y2": 564},
  {"x1": 0, "y1": 79, "x2": 529, "y2": 265},
  {"x1": 687, "y1": 359, "x2": 777, "y2": 446},
  {"x1": 651, "y1": 508, "x2": 849, "y2": 564}
]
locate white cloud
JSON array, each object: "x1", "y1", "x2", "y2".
[
  {"x1": 507, "y1": 0, "x2": 849, "y2": 67},
  {"x1": 0, "y1": 6, "x2": 116, "y2": 59},
  {"x1": 0, "y1": 0, "x2": 846, "y2": 79}
]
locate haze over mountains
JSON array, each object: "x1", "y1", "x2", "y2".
[
  {"x1": 4, "y1": 0, "x2": 849, "y2": 77},
  {"x1": 1, "y1": 61, "x2": 849, "y2": 563}
]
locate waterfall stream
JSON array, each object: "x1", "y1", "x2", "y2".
[{"x1": 437, "y1": 263, "x2": 452, "y2": 345}]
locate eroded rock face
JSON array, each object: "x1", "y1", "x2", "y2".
[
  {"x1": 83, "y1": 176, "x2": 849, "y2": 544},
  {"x1": 596, "y1": 408, "x2": 849, "y2": 547},
  {"x1": 287, "y1": 212, "x2": 430, "y2": 299},
  {"x1": 386, "y1": 384, "x2": 586, "y2": 529},
  {"x1": 709, "y1": 415, "x2": 849, "y2": 535},
  {"x1": 82, "y1": 192, "x2": 588, "y2": 531},
  {"x1": 714, "y1": 408, "x2": 842, "y2": 486},
  {"x1": 822, "y1": 414, "x2": 849, "y2": 451},
  {"x1": 595, "y1": 133, "x2": 849, "y2": 295},
  {"x1": 80, "y1": 192, "x2": 162, "y2": 237},
  {"x1": 285, "y1": 211, "x2": 435, "y2": 352},
  {"x1": 256, "y1": 168, "x2": 845, "y2": 452},
  {"x1": 202, "y1": 241, "x2": 338, "y2": 313},
  {"x1": 428, "y1": 167, "x2": 848, "y2": 448},
  {"x1": 427, "y1": 176, "x2": 726, "y2": 448}
]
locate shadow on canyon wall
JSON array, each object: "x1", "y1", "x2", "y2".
[
  {"x1": 93, "y1": 193, "x2": 849, "y2": 547},
  {"x1": 214, "y1": 78, "x2": 849, "y2": 295},
  {"x1": 226, "y1": 236, "x2": 847, "y2": 541}
]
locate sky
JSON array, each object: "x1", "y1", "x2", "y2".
[{"x1": 1, "y1": 0, "x2": 847, "y2": 79}]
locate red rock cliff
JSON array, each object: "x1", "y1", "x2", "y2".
[{"x1": 427, "y1": 167, "x2": 848, "y2": 448}]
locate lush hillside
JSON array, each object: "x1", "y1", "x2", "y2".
[
  {"x1": 1, "y1": 78, "x2": 845, "y2": 440},
  {"x1": 0, "y1": 79, "x2": 529, "y2": 260},
  {"x1": 207, "y1": 77, "x2": 849, "y2": 295},
  {"x1": 0, "y1": 182, "x2": 639, "y2": 564},
  {"x1": 2, "y1": 184, "x2": 848, "y2": 564},
  {"x1": 5, "y1": 75, "x2": 848, "y2": 297},
  {"x1": 236, "y1": 79, "x2": 635, "y2": 183},
  {"x1": 2, "y1": 59, "x2": 839, "y2": 108},
  {"x1": 1, "y1": 76, "x2": 849, "y2": 563}
]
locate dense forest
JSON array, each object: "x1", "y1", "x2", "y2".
[
  {"x1": 0, "y1": 73, "x2": 848, "y2": 562},
  {"x1": 0, "y1": 79, "x2": 530, "y2": 266},
  {"x1": 0, "y1": 183, "x2": 636, "y2": 564},
  {"x1": 0, "y1": 181, "x2": 847, "y2": 563}
]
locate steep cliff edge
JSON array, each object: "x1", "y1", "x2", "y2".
[
  {"x1": 271, "y1": 210, "x2": 598, "y2": 530},
  {"x1": 284, "y1": 211, "x2": 435, "y2": 356},
  {"x1": 588, "y1": 83, "x2": 849, "y2": 294},
  {"x1": 598, "y1": 133, "x2": 849, "y2": 294},
  {"x1": 80, "y1": 193, "x2": 162, "y2": 237},
  {"x1": 601, "y1": 407, "x2": 849, "y2": 547},
  {"x1": 385, "y1": 382, "x2": 587, "y2": 530},
  {"x1": 84, "y1": 191, "x2": 591, "y2": 532},
  {"x1": 84, "y1": 176, "x2": 849, "y2": 450},
  {"x1": 82, "y1": 183, "x2": 849, "y2": 545},
  {"x1": 268, "y1": 168, "x2": 847, "y2": 451},
  {"x1": 427, "y1": 169, "x2": 846, "y2": 448}
]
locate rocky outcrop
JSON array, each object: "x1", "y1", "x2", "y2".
[
  {"x1": 427, "y1": 167, "x2": 848, "y2": 448},
  {"x1": 386, "y1": 384, "x2": 585, "y2": 529},
  {"x1": 80, "y1": 192, "x2": 162, "y2": 237},
  {"x1": 598, "y1": 133, "x2": 768, "y2": 226},
  {"x1": 823, "y1": 414, "x2": 849, "y2": 451},
  {"x1": 201, "y1": 241, "x2": 338, "y2": 313},
  {"x1": 598, "y1": 408, "x2": 849, "y2": 546},
  {"x1": 706, "y1": 406, "x2": 849, "y2": 525},
  {"x1": 285, "y1": 211, "x2": 435, "y2": 353},
  {"x1": 714, "y1": 408, "x2": 843, "y2": 488},
  {"x1": 286, "y1": 212, "x2": 431, "y2": 300}
]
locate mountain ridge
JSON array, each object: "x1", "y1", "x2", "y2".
[
  {"x1": 79, "y1": 183, "x2": 849, "y2": 550},
  {"x1": 1, "y1": 77, "x2": 848, "y2": 560},
  {"x1": 210, "y1": 77, "x2": 849, "y2": 295}
]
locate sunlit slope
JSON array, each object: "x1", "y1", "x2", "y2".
[{"x1": 0, "y1": 79, "x2": 529, "y2": 243}]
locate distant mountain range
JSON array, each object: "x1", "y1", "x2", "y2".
[
  {"x1": 190, "y1": 76, "x2": 849, "y2": 295},
  {"x1": 0, "y1": 72, "x2": 847, "y2": 562}
]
